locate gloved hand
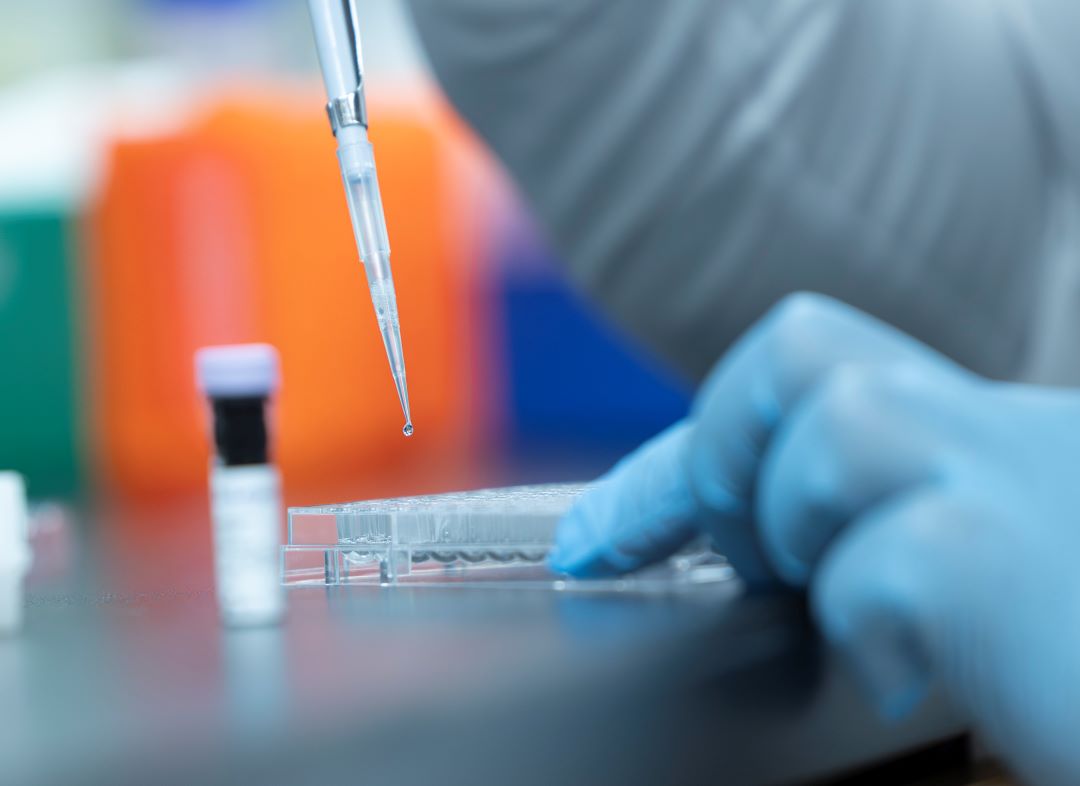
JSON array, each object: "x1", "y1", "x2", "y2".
[{"x1": 551, "y1": 293, "x2": 1080, "y2": 786}]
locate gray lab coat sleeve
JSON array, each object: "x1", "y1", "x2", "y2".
[{"x1": 406, "y1": 0, "x2": 1080, "y2": 382}]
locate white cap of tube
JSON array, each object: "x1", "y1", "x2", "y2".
[
  {"x1": 195, "y1": 344, "x2": 280, "y2": 399},
  {"x1": 0, "y1": 472, "x2": 31, "y2": 635}
]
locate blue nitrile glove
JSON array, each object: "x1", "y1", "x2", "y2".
[
  {"x1": 551, "y1": 293, "x2": 1080, "y2": 786},
  {"x1": 551, "y1": 293, "x2": 952, "y2": 583}
]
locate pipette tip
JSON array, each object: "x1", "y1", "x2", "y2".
[{"x1": 392, "y1": 373, "x2": 412, "y2": 437}]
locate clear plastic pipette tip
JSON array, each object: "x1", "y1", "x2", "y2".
[
  {"x1": 393, "y1": 366, "x2": 413, "y2": 438},
  {"x1": 371, "y1": 283, "x2": 412, "y2": 438},
  {"x1": 337, "y1": 136, "x2": 411, "y2": 438}
]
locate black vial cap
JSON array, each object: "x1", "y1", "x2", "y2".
[{"x1": 211, "y1": 396, "x2": 269, "y2": 466}]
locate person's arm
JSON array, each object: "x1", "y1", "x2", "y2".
[{"x1": 406, "y1": 0, "x2": 1080, "y2": 381}]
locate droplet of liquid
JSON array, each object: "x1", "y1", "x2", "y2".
[{"x1": 403, "y1": 423, "x2": 414, "y2": 437}]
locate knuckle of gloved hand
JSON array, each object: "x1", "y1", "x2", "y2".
[
  {"x1": 811, "y1": 364, "x2": 893, "y2": 431},
  {"x1": 761, "y1": 292, "x2": 872, "y2": 387},
  {"x1": 812, "y1": 363, "x2": 943, "y2": 434},
  {"x1": 764, "y1": 292, "x2": 846, "y2": 356}
]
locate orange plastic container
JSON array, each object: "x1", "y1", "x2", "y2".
[{"x1": 85, "y1": 85, "x2": 497, "y2": 507}]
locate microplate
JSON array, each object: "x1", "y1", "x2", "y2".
[{"x1": 283, "y1": 483, "x2": 735, "y2": 591}]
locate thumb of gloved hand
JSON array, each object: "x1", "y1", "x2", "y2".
[{"x1": 814, "y1": 489, "x2": 1080, "y2": 786}]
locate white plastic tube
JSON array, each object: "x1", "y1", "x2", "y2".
[{"x1": 0, "y1": 472, "x2": 31, "y2": 635}]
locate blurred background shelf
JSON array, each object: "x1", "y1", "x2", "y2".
[{"x1": 0, "y1": 0, "x2": 690, "y2": 525}]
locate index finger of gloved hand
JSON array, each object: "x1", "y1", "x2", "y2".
[
  {"x1": 686, "y1": 294, "x2": 958, "y2": 582},
  {"x1": 550, "y1": 421, "x2": 701, "y2": 577}
]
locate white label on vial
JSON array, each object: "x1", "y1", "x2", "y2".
[{"x1": 210, "y1": 465, "x2": 284, "y2": 626}]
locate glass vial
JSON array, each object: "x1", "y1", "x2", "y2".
[{"x1": 195, "y1": 344, "x2": 285, "y2": 627}]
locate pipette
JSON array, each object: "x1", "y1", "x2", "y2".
[{"x1": 308, "y1": 0, "x2": 413, "y2": 437}]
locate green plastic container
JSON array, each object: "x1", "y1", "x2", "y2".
[{"x1": 0, "y1": 209, "x2": 82, "y2": 498}]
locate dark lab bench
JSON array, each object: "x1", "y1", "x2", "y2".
[{"x1": 1, "y1": 513, "x2": 965, "y2": 786}]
